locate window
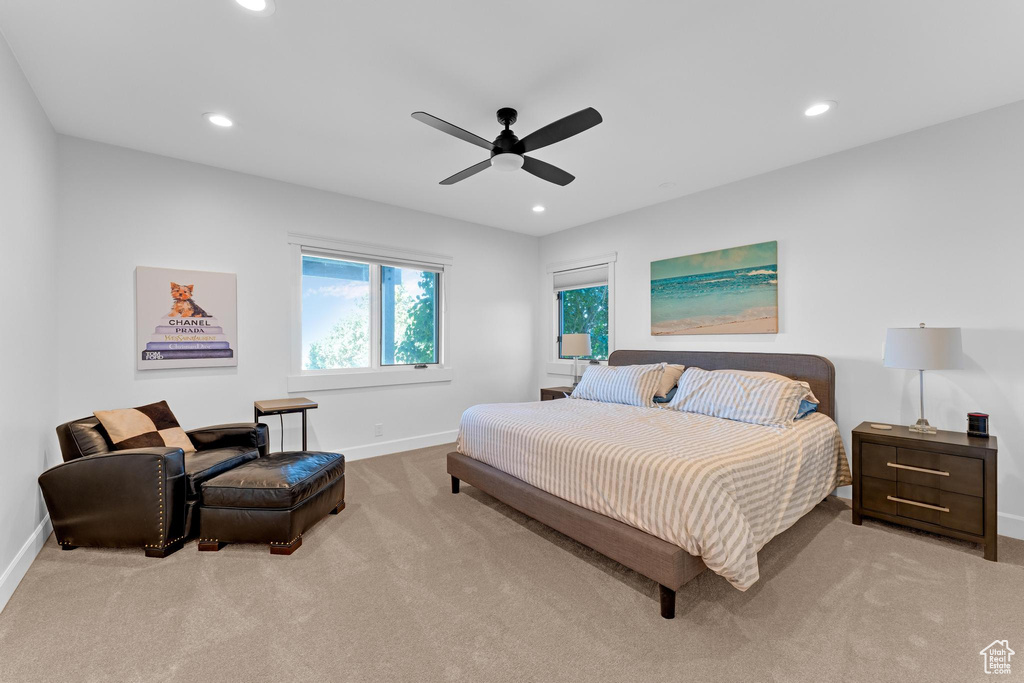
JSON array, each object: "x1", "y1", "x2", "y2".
[
  {"x1": 302, "y1": 255, "x2": 371, "y2": 370},
  {"x1": 381, "y1": 265, "x2": 439, "y2": 366},
  {"x1": 554, "y1": 264, "x2": 610, "y2": 361},
  {"x1": 298, "y1": 246, "x2": 445, "y2": 375}
]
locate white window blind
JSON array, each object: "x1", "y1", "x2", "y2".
[
  {"x1": 301, "y1": 247, "x2": 444, "y2": 273},
  {"x1": 552, "y1": 264, "x2": 609, "y2": 291}
]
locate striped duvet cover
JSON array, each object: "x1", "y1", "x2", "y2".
[{"x1": 456, "y1": 398, "x2": 852, "y2": 590}]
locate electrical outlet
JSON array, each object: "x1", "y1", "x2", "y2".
[{"x1": 374, "y1": 423, "x2": 384, "y2": 437}]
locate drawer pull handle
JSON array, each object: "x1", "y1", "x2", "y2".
[
  {"x1": 886, "y1": 495, "x2": 949, "y2": 513},
  {"x1": 886, "y1": 462, "x2": 950, "y2": 477}
]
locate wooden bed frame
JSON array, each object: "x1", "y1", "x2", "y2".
[{"x1": 447, "y1": 349, "x2": 837, "y2": 619}]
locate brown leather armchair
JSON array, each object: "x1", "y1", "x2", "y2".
[{"x1": 40, "y1": 417, "x2": 269, "y2": 557}]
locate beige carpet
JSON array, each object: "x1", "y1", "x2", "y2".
[{"x1": 2, "y1": 444, "x2": 1022, "y2": 683}]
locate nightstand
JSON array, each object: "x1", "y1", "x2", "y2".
[
  {"x1": 852, "y1": 421, "x2": 998, "y2": 561},
  {"x1": 540, "y1": 386, "x2": 574, "y2": 401}
]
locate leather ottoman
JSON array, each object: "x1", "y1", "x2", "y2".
[{"x1": 197, "y1": 450, "x2": 345, "y2": 555}]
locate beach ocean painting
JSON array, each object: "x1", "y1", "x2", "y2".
[{"x1": 650, "y1": 241, "x2": 778, "y2": 335}]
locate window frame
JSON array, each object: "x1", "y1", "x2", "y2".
[
  {"x1": 288, "y1": 233, "x2": 452, "y2": 392},
  {"x1": 545, "y1": 253, "x2": 616, "y2": 377}
]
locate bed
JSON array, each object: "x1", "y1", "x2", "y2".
[{"x1": 447, "y1": 350, "x2": 851, "y2": 618}]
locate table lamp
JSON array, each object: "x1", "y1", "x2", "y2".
[
  {"x1": 883, "y1": 323, "x2": 962, "y2": 434},
  {"x1": 562, "y1": 333, "x2": 592, "y2": 386}
]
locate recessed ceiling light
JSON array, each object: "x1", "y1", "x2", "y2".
[
  {"x1": 804, "y1": 101, "x2": 837, "y2": 117},
  {"x1": 205, "y1": 113, "x2": 234, "y2": 128},
  {"x1": 532, "y1": 205, "x2": 545, "y2": 213},
  {"x1": 659, "y1": 182, "x2": 676, "y2": 189},
  {"x1": 234, "y1": 0, "x2": 275, "y2": 16}
]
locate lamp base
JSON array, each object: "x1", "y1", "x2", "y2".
[{"x1": 908, "y1": 418, "x2": 937, "y2": 435}]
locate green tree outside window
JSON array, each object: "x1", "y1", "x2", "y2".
[{"x1": 559, "y1": 285, "x2": 608, "y2": 360}]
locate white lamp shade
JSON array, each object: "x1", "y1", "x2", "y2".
[
  {"x1": 884, "y1": 326, "x2": 962, "y2": 370},
  {"x1": 562, "y1": 333, "x2": 592, "y2": 357}
]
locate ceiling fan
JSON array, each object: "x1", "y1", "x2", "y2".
[{"x1": 411, "y1": 106, "x2": 602, "y2": 186}]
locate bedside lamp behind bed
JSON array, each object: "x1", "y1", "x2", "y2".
[{"x1": 561, "y1": 333, "x2": 592, "y2": 387}]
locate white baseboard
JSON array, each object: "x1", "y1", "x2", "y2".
[
  {"x1": 999, "y1": 512, "x2": 1024, "y2": 541},
  {"x1": 335, "y1": 429, "x2": 458, "y2": 462},
  {"x1": 0, "y1": 515, "x2": 51, "y2": 614}
]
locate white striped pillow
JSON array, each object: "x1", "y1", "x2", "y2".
[
  {"x1": 708, "y1": 369, "x2": 819, "y2": 405},
  {"x1": 570, "y1": 363, "x2": 666, "y2": 407},
  {"x1": 732, "y1": 370, "x2": 818, "y2": 403},
  {"x1": 666, "y1": 367, "x2": 809, "y2": 427}
]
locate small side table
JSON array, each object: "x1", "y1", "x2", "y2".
[
  {"x1": 852, "y1": 421, "x2": 998, "y2": 561},
  {"x1": 541, "y1": 386, "x2": 574, "y2": 401},
  {"x1": 254, "y1": 397, "x2": 318, "y2": 452}
]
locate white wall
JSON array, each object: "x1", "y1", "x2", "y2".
[
  {"x1": 0, "y1": 31, "x2": 59, "y2": 610},
  {"x1": 538, "y1": 100, "x2": 1024, "y2": 530},
  {"x1": 56, "y1": 137, "x2": 538, "y2": 458}
]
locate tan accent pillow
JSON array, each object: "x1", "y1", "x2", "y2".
[
  {"x1": 94, "y1": 400, "x2": 195, "y2": 452},
  {"x1": 655, "y1": 364, "x2": 686, "y2": 398}
]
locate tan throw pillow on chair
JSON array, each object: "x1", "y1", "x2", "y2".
[{"x1": 94, "y1": 400, "x2": 195, "y2": 453}]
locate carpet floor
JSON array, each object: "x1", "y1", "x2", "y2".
[{"x1": 1, "y1": 443, "x2": 1022, "y2": 682}]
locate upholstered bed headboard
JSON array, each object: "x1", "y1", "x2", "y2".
[{"x1": 608, "y1": 350, "x2": 837, "y2": 420}]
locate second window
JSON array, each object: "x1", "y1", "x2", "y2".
[
  {"x1": 302, "y1": 252, "x2": 442, "y2": 372},
  {"x1": 554, "y1": 264, "x2": 609, "y2": 361}
]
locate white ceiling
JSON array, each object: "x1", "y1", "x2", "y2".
[{"x1": 2, "y1": 1, "x2": 1024, "y2": 236}]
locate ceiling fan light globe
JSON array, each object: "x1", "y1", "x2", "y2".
[
  {"x1": 491, "y1": 153, "x2": 525, "y2": 172},
  {"x1": 235, "y1": 0, "x2": 276, "y2": 14}
]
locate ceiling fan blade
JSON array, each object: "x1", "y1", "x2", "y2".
[
  {"x1": 411, "y1": 112, "x2": 494, "y2": 151},
  {"x1": 439, "y1": 159, "x2": 492, "y2": 185},
  {"x1": 521, "y1": 156, "x2": 575, "y2": 186},
  {"x1": 516, "y1": 107, "x2": 602, "y2": 154}
]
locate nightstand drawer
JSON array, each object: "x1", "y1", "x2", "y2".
[
  {"x1": 860, "y1": 443, "x2": 897, "y2": 480},
  {"x1": 860, "y1": 443, "x2": 984, "y2": 496},
  {"x1": 861, "y1": 477, "x2": 984, "y2": 535},
  {"x1": 896, "y1": 448, "x2": 983, "y2": 497}
]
